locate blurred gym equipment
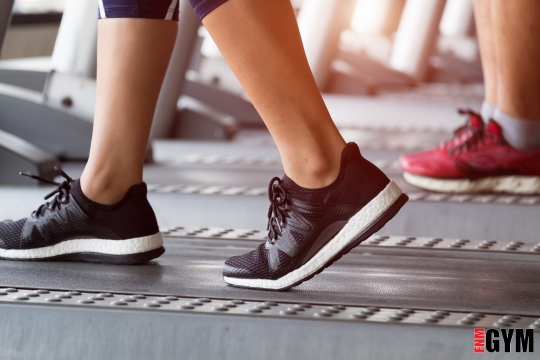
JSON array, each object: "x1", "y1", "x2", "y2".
[
  {"x1": 0, "y1": 0, "x2": 94, "y2": 163},
  {"x1": 0, "y1": 1, "x2": 538, "y2": 359}
]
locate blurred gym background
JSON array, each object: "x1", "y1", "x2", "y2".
[
  {"x1": 2, "y1": 0, "x2": 483, "y2": 106},
  {"x1": 1, "y1": 2, "x2": 540, "y2": 360},
  {"x1": 0, "y1": 0, "x2": 501, "y2": 228}
]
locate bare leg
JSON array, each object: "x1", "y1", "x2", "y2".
[
  {"x1": 80, "y1": 19, "x2": 177, "y2": 204},
  {"x1": 202, "y1": 0, "x2": 346, "y2": 189},
  {"x1": 473, "y1": 0, "x2": 497, "y2": 107},
  {"x1": 492, "y1": 0, "x2": 540, "y2": 120}
]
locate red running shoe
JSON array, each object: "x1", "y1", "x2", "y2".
[{"x1": 399, "y1": 110, "x2": 540, "y2": 194}]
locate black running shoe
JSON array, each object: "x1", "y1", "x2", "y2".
[
  {"x1": 0, "y1": 168, "x2": 164, "y2": 264},
  {"x1": 223, "y1": 143, "x2": 408, "y2": 290}
]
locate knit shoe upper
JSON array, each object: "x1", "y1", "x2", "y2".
[
  {"x1": 0, "y1": 168, "x2": 163, "y2": 263},
  {"x1": 223, "y1": 143, "x2": 393, "y2": 283}
]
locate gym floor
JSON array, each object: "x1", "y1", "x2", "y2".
[{"x1": 1, "y1": 91, "x2": 539, "y2": 359}]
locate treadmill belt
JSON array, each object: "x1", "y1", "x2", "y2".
[{"x1": 1, "y1": 237, "x2": 539, "y2": 316}]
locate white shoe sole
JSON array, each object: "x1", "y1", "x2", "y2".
[
  {"x1": 403, "y1": 172, "x2": 540, "y2": 194},
  {"x1": 0, "y1": 232, "x2": 163, "y2": 260},
  {"x1": 223, "y1": 180, "x2": 404, "y2": 290}
]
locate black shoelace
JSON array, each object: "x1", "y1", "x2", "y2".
[
  {"x1": 266, "y1": 177, "x2": 291, "y2": 244},
  {"x1": 19, "y1": 167, "x2": 74, "y2": 218}
]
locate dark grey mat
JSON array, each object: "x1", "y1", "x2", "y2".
[{"x1": 1, "y1": 238, "x2": 539, "y2": 316}]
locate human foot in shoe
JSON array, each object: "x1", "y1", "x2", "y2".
[
  {"x1": 0, "y1": 168, "x2": 164, "y2": 263},
  {"x1": 223, "y1": 143, "x2": 408, "y2": 290},
  {"x1": 399, "y1": 110, "x2": 540, "y2": 194}
]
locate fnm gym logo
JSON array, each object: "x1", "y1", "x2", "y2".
[{"x1": 474, "y1": 328, "x2": 534, "y2": 353}]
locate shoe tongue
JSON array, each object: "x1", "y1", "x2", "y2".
[
  {"x1": 485, "y1": 120, "x2": 502, "y2": 135},
  {"x1": 469, "y1": 113, "x2": 484, "y2": 129}
]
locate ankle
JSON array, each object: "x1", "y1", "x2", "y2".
[
  {"x1": 80, "y1": 170, "x2": 141, "y2": 205},
  {"x1": 284, "y1": 151, "x2": 342, "y2": 189}
]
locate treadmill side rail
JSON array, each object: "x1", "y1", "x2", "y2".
[
  {"x1": 0, "y1": 82, "x2": 92, "y2": 160},
  {"x1": 43, "y1": 71, "x2": 96, "y2": 123},
  {"x1": 0, "y1": 128, "x2": 60, "y2": 185},
  {"x1": 174, "y1": 96, "x2": 240, "y2": 141}
]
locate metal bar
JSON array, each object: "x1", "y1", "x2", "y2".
[
  {"x1": 297, "y1": 0, "x2": 357, "y2": 89},
  {"x1": 50, "y1": 0, "x2": 98, "y2": 78},
  {"x1": 0, "y1": 0, "x2": 14, "y2": 57},
  {"x1": 389, "y1": 0, "x2": 447, "y2": 80},
  {"x1": 1, "y1": 287, "x2": 538, "y2": 330},
  {"x1": 151, "y1": 0, "x2": 201, "y2": 139},
  {"x1": 439, "y1": 0, "x2": 474, "y2": 37},
  {"x1": 163, "y1": 228, "x2": 540, "y2": 258},
  {"x1": 145, "y1": 182, "x2": 540, "y2": 207}
]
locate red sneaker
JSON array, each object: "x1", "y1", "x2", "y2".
[{"x1": 399, "y1": 110, "x2": 540, "y2": 194}]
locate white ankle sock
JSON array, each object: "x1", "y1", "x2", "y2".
[
  {"x1": 493, "y1": 109, "x2": 540, "y2": 150},
  {"x1": 481, "y1": 102, "x2": 496, "y2": 122}
]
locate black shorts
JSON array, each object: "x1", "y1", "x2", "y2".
[{"x1": 98, "y1": 0, "x2": 229, "y2": 21}]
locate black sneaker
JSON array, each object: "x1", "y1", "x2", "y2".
[
  {"x1": 0, "y1": 168, "x2": 164, "y2": 264},
  {"x1": 223, "y1": 143, "x2": 408, "y2": 290}
]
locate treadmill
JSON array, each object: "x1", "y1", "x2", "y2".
[{"x1": 0, "y1": 1, "x2": 538, "y2": 359}]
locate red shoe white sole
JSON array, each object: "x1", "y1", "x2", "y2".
[{"x1": 403, "y1": 172, "x2": 540, "y2": 194}]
